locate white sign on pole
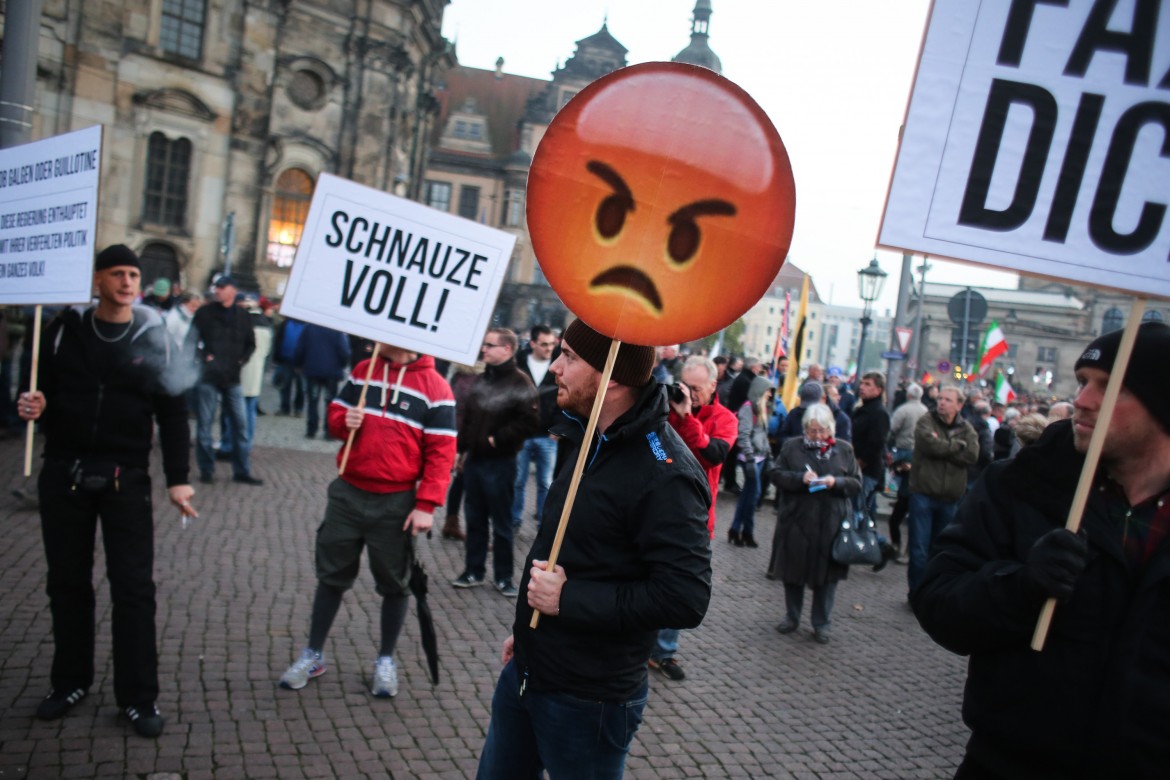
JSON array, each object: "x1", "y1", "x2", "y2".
[
  {"x1": 879, "y1": 0, "x2": 1170, "y2": 297},
  {"x1": 895, "y1": 326, "x2": 914, "y2": 354},
  {"x1": 0, "y1": 125, "x2": 102, "y2": 304},
  {"x1": 280, "y1": 173, "x2": 517, "y2": 366}
]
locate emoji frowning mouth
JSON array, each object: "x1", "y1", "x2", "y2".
[{"x1": 589, "y1": 266, "x2": 663, "y2": 314}]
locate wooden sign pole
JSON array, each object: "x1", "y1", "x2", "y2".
[
  {"x1": 1031, "y1": 298, "x2": 1147, "y2": 651},
  {"x1": 338, "y1": 343, "x2": 382, "y2": 476},
  {"x1": 22, "y1": 305, "x2": 43, "y2": 477},
  {"x1": 530, "y1": 339, "x2": 621, "y2": 629}
]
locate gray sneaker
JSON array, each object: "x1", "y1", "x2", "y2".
[
  {"x1": 371, "y1": 655, "x2": 398, "y2": 698},
  {"x1": 279, "y1": 648, "x2": 326, "y2": 690},
  {"x1": 495, "y1": 579, "x2": 519, "y2": 598}
]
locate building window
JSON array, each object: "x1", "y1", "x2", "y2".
[
  {"x1": 1142, "y1": 310, "x2": 1164, "y2": 323},
  {"x1": 425, "y1": 181, "x2": 451, "y2": 212},
  {"x1": 1037, "y1": 346, "x2": 1057, "y2": 363},
  {"x1": 140, "y1": 242, "x2": 180, "y2": 289},
  {"x1": 143, "y1": 132, "x2": 192, "y2": 228},
  {"x1": 503, "y1": 189, "x2": 524, "y2": 227},
  {"x1": 266, "y1": 168, "x2": 314, "y2": 268},
  {"x1": 1102, "y1": 307, "x2": 1124, "y2": 334},
  {"x1": 458, "y1": 185, "x2": 480, "y2": 220},
  {"x1": 160, "y1": 0, "x2": 206, "y2": 60}
]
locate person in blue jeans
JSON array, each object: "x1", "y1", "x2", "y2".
[
  {"x1": 906, "y1": 385, "x2": 978, "y2": 592},
  {"x1": 294, "y1": 323, "x2": 351, "y2": 439},
  {"x1": 512, "y1": 325, "x2": 560, "y2": 529},
  {"x1": 728, "y1": 375, "x2": 772, "y2": 547}
]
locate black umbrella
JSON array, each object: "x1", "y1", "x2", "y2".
[{"x1": 410, "y1": 538, "x2": 440, "y2": 686}]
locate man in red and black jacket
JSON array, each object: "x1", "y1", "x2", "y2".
[{"x1": 277, "y1": 343, "x2": 456, "y2": 699}]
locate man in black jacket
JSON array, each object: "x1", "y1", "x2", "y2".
[
  {"x1": 191, "y1": 274, "x2": 260, "y2": 485},
  {"x1": 511, "y1": 325, "x2": 561, "y2": 529},
  {"x1": 913, "y1": 322, "x2": 1170, "y2": 779},
  {"x1": 18, "y1": 245, "x2": 198, "y2": 738},
  {"x1": 852, "y1": 371, "x2": 896, "y2": 569},
  {"x1": 451, "y1": 327, "x2": 539, "y2": 597},
  {"x1": 476, "y1": 318, "x2": 712, "y2": 779}
]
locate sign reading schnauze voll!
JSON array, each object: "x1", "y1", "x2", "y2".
[
  {"x1": 281, "y1": 173, "x2": 516, "y2": 365},
  {"x1": 0, "y1": 125, "x2": 103, "y2": 305},
  {"x1": 880, "y1": 0, "x2": 1170, "y2": 297}
]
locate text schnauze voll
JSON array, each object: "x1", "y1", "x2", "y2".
[
  {"x1": 326, "y1": 209, "x2": 488, "y2": 333},
  {"x1": 959, "y1": 1, "x2": 1170, "y2": 257}
]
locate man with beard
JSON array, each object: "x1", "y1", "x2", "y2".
[
  {"x1": 476, "y1": 319, "x2": 712, "y2": 778},
  {"x1": 913, "y1": 322, "x2": 1170, "y2": 778}
]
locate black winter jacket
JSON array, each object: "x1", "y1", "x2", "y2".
[
  {"x1": 39, "y1": 306, "x2": 190, "y2": 486},
  {"x1": 193, "y1": 302, "x2": 255, "y2": 388},
  {"x1": 456, "y1": 358, "x2": 539, "y2": 459},
  {"x1": 516, "y1": 345, "x2": 561, "y2": 432},
  {"x1": 850, "y1": 395, "x2": 889, "y2": 478},
  {"x1": 512, "y1": 382, "x2": 713, "y2": 701},
  {"x1": 913, "y1": 420, "x2": 1170, "y2": 779}
]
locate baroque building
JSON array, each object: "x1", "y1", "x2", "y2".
[
  {"x1": 6, "y1": 0, "x2": 452, "y2": 295},
  {"x1": 422, "y1": 0, "x2": 723, "y2": 332}
]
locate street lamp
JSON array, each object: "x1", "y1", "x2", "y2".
[{"x1": 855, "y1": 257, "x2": 888, "y2": 380}]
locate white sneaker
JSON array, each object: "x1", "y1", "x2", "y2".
[
  {"x1": 371, "y1": 655, "x2": 398, "y2": 698},
  {"x1": 279, "y1": 649, "x2": 325, "y2": 690}
]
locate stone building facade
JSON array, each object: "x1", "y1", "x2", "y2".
[{"x1": 8, "y1": 0, "x2": 451, "y2": 295}]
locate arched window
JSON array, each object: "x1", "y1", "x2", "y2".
[
  {"x1": 266, "y1": 168, "x2": 315, "y2": 268},
  {"x1": 1142, "y1": 310, "x2": 1164, "y2": 323},
  {"x1": 1101, "y1": 307, "x2": 1124, "y2": 334},
  {"x1": 143, "y1": 132, "x2": 192, "y2": 227},
  {"x1": 140, "y1": 243, "x2": 180, "y2": 289}
]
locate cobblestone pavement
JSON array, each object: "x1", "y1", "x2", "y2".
[{"x1": 0, "y1": 397, "x2": 971, "y2": 779}]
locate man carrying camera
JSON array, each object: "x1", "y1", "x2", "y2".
[
  {"x1": 649, "y1": 356, "x2": 737, "y2": 681},
  {"x1": 18, "y1": 245, "x2": 197, "y2": 738}
]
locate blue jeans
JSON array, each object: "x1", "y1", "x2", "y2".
[
  {"x1": 305, "y1": 377, "x2": 339, "y2": 437},
  {"x1": 730, "y1": 459, "x2": 763, "y2": 535},
  {"x1": 273, "y1": 364, "x2": 304, "y2": 414},
  {"x1": 463, "y1": 456, "x2": 517, "y2": 583},
  {"x1": 907, "y1": 492, "x2": 960, "y2": 592},
  {"x1": 854, "y1": 474, "x2": 880, "y2": 523},
  {"x1": 512, "y1": 436, "x2": 557, "y2": 527},
  {"x1": 195, "y1": 383, "x2": 250, "y2": 478},
  {"x1": 477, "y1": 661, "x2": 647, "y2": 780},
  {"x1": 219, "y1": 396, "x2": 258, "y2": 455},
  {"x1": 650, "y1": 628, "x2": 679, "y2": 662}
]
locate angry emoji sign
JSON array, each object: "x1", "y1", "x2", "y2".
[{"x1": 527, "y1": 61, "x2": 796, "y2": 345}]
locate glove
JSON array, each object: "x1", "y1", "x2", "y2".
[{"x1": 1024, "y1": 529, "x2": 1087, "y2": 601}]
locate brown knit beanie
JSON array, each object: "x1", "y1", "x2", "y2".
[{"x1": 562, "y1": 318, "x2": 656, "y2": 387}]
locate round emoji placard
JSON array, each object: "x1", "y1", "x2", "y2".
[{"x1": 527, "y1": 62, "x2": 796, "y2": 346}]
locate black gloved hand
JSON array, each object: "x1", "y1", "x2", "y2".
[{"x1": 1024, "y1": 528, "x2": 1087, "y2": 601}]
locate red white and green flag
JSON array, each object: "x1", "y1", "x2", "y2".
[
  {"x1": 971, "y1": 320, "x2": 1009, "y2": 378},
  {"x1": 995, "y1": 371, "x2": 1016, "y2": 404}
]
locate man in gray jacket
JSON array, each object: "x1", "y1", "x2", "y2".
[{"x1": 907, "y1": 385, "x2": 978, "y2": 592}]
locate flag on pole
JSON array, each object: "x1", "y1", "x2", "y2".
[
  {"x1": 994, "y1": 371, "x2": 1017, "y2": 404},
  {"x1": 772, "y1": 290, "x2": 791, "y2": 364},
  {"x1": 781, "y1": 275, "x2": 809, "y2": 412},
  {"x1": 972, "y1": 320, "x2": 1009, "y2": 378}
]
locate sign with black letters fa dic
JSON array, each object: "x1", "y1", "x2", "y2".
[
  {"x1": 280, "y1": 173, "x2": 517, "y2": 365},
  {"x1": 880, "y1": 0, "x2": 1170, "y2": 298},
  {"x1": 0, "y1": 125, "x2": 102, "y2": 305}
]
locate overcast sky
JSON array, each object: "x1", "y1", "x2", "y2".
[{"x1": 440, "y1": 0, "x2": 1022, "y2": 314}]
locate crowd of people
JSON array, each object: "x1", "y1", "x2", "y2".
[{"x1": 10, "y1": 246, "x2": 1170, "y2": 777}]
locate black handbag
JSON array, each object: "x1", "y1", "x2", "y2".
[{"x1": 832, "y1": 510, "x2": 882, "y2": 566}]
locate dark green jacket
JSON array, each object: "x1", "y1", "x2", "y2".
[{"x1": 908, "y1": 409, "x2": 978, "y2": 500}]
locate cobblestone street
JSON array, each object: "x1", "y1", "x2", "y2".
[{"x1": 0, "y1": 404, "x2": 970, "y2": 779}]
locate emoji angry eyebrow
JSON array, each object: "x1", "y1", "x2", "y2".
[
  {"x1": 586, "y1": 160, "x2": 633, "y2": 201},
  {"x1": 668, "y1": 199, "x2": 737, "y2": 224}
]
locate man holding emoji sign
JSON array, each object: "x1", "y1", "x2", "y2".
[{"x1": 477, "y1": 62, "x2": 795, "y2": 778}]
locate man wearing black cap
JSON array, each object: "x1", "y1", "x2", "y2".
[
  {"x1": 476, "y1": 318, "x2": 713, "y2": 779},
  {"x1": 191, "y1": 274, "x2": 261, "y2": 484},
  {"x1": 913, "y1": 322, "x2": 1170, "y2": 779},
  {"x1": 17, "y1": 245, "x2": 198, "y2": 737}
]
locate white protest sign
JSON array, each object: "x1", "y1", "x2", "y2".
[
  {"x1": 879, "y1": 0, "x2": 1170, "y2": 297},
  {"x1": 0, "y1": 125, "x2": 102, "y2": 304},
  {"x1": 280, "y1": 173, "x2": 517, "y2": 365}
]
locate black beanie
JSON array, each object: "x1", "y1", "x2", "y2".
[
  {"x1": 1074, "y1": 321, "x2": 1170, "y2": 431},
  {"x1": 562, "y1": 318, "x2": 656, "y2": 387},
  {"x1": 94, "y1": 244, "x2": 140, "y2": 271}
]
